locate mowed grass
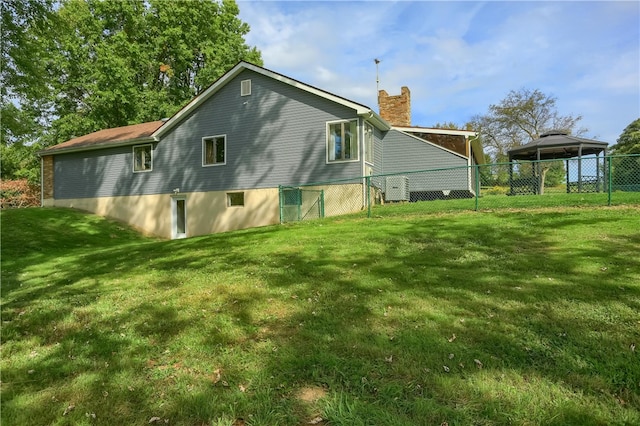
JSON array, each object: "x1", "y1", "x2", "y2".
[{"x1": 2, "y1": 204, "x2": 639, "y2": 426}]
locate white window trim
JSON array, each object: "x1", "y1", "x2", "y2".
[
  {"x1": 202, "y1": 134, "x2": 227, "y2": 167},
  {"x1": 132, "y1": 143, "x2": 153, "y2": 173},
  {"x1": 241, "y1": 79, "x2": 251, "y2": 96},
  {"x1": 326, "y1": 119, "x2": 360, "y2": 164}
]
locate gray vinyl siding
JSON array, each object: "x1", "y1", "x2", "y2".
[
  {"x1": 381, "y1": 129, "x2": 469, "y2": 192},
  {"x1": 53, "y1": 69, "x2": 364, "y2": 199},
  {"x1": 53, "y1": 145, "x2": 150, "y2": 199}
]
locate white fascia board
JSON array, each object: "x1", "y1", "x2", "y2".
[
  {"x1": 393, "y1": 126, "x2": 477, "y2": 137},
  {"x1": 394, "y1": 129, "x2": 469, "y2": 161},
  {"x1": 154, "y1": 61, "x2": 389, "y2": 137},
  {"x1": 37, "y1": 136, "x2": 158, "y2": 156}
]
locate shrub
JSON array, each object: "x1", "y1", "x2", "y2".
[{"x1": 0, "y1": 179, "x2": 40, "y2": 208}]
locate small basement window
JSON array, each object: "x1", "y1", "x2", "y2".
[
  {"x1": 241, "y1": 79, "x2": 251, "y2": 96},
  {"x1": 227, "y1": 192, "x2": 244, "y2": 207}
]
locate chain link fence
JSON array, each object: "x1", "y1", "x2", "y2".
[
  {"x1": 279, "y1": 176, "x2": 368, "y2": 223},
  {"x1": 279, "y1": 154, "x2": 640, "y2": 223}
]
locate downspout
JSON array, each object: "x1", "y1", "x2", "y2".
[
  {"x1": 361, "y1": 118, "x2": 366, "y2": 209},
  {"x1": 467, "y1": 133, "x2": 480, "y2": 193}
]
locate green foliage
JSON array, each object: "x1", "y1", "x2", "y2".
[
  {"x1": 472, "y1": 88, "x2": 587, "y2": 161},
  {"x1": 610, "y1": 121, "x2": 640, "y2": 189},
  {"x1": 2, "y1": 205, "x2": 640, "y2": 425},
  {"x1": 44, "y1": 0, "x2": 262, "y2": 143},
  {"x1": 1, "y1": 0, "x2": 262, "y2": 180},
  {"x1": 611, "y1": 118, "x2": 640, "y2": 155}
]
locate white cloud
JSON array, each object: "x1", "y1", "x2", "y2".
[{"x1": 239, "y1": 1, "x2": 639, "y2": 140}]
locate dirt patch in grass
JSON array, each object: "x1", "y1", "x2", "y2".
[{"x1": 296, "y1": 385, "x2": 327, "y2": 403}]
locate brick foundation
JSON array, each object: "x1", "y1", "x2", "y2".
[{"x1": 42, "y1": 155, "x2": 54, "y2": 200}]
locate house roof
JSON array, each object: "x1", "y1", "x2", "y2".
[
  {"x1": 40, "y1": 121, "x2": 164, "y2": 155},
  {"x1": 153, "y1": 61, "x2": 390, "y2": 138},
  {"x1": 508, "y1": 131, "x2": 608, "y2": 161}
]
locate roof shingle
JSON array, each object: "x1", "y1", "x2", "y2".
[{"x1": 43, "y1": 121, "x2": 165, "y2": 153}]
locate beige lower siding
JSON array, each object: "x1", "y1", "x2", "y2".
[
  {"x1": 43, "y1": 188, "x2": 280, "y2": 239},
  {"x1": 303, "y1": 183, "x2": 365, "y2": 217}
]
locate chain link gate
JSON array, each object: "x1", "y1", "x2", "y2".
[{"x1": 279, "y1": 186, "x2": 324, "y2": 223}]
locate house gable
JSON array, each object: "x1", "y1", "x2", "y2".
[{"x1": 154, "y1": 61, "x2": 389, "y2": 140}]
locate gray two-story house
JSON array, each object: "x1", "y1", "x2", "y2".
[{"x1": 40, "y1": 62, "x2": 482, "y2": 238}]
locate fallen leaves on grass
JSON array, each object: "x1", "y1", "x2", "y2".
[
  {"x1": 62, "y1": 405, "x2": 75, "y2": 416},
  {"x1": 211, "y1": 368, "x2": 222, "y2": 384},
  {"x1": 474, "y1": 359, "x2": 483, "y2": 369},
  {"x1": 447, "y1": 334, "x2": 456, "y2": 343}
]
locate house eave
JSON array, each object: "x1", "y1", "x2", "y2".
[
  {"x1": 393, "y1": 126, "x2": 477, "y2": 137},
  {"x1": 38, "y1": 136, "x2": 158, "y2": 156},
  {"x1": 361, "y1": 111, "x2": 391, "y2": 131}
]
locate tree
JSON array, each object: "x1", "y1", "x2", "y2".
[
  {"x1": 43, "y1": 0, "x2": 262, "y2": 144},
  {"x1": 471, "y1": 88, "x2": 587, "y2": 190},
  {"x1": 1, "y1": 0, "x2": 56, "y2": 183},
  {"x1": 611, "y1": 118, "x2": 640, "y2": 155},
  {"x1": 610, "y1": 118, "x2": 640, "y2": 191},
  {"x1": 472, "y1": 88, "x2": 587, "y2": 160},
  {"x1": 1, "y1": 0, "x2": 262, "y2": 183}
]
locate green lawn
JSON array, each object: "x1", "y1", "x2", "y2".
[{"x1": 2, "y1": 205, "x2": 639, "y2": 425}]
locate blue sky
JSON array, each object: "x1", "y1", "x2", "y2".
[{"x1": 237, "y1": 1, "x2": 639, "y2": 144}]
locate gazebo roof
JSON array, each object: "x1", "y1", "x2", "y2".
[{"x1": 508, "y1": 131, "x2": 608, "y2": 161}]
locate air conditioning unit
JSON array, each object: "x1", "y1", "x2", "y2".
[{"x1": 385, "y1": 176, "x2": 409, "y2": 202}]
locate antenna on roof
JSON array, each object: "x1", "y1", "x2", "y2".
[{"x1": 374, "y1": 58, "x2": 381, "y2": 95}]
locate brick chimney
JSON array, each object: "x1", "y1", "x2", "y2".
[{"x1": 378, "y1": 86, "x2": 411, "y2": 127}]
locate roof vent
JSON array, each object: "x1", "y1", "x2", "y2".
[{"x1": 540, "y1": 130, "x2": 569, "y2": 137}]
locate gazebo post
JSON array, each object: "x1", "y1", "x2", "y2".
[
  {"x1": 578, "y1": 144, "x2": 583, "y2": 193},
  {"x1": 536, "y1": 149, "x2": 542, "y2": 195},
  {"x1": 565, "y1": 160, "x2": 570, "y2": 193}
]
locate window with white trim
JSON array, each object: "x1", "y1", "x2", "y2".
[
  {"x1": 241, "y1": 79, "x2": 251, "y2": 96},
  {"x1": 327, "y1": 119, "x2": 358, "y2": 162},
  {"x1": 133, "y1": 144, "x2": 152, "y2": 172},
  {"x1": 364, "y1": 122, "x2": 374, "y2": 164},
  {"x1": 202, "y1": 135, "x2": 226, "y2": 166}
]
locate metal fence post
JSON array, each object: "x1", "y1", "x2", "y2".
[
  {"x1": 366, "y1": 176, "x2": 371, "y2": 218},
  {"x1": 475, "y1": 165, "x2": 480, "y2": 211},
  {"x1": 607, "y1": 155, "x2": 612, "y2": 206}
]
